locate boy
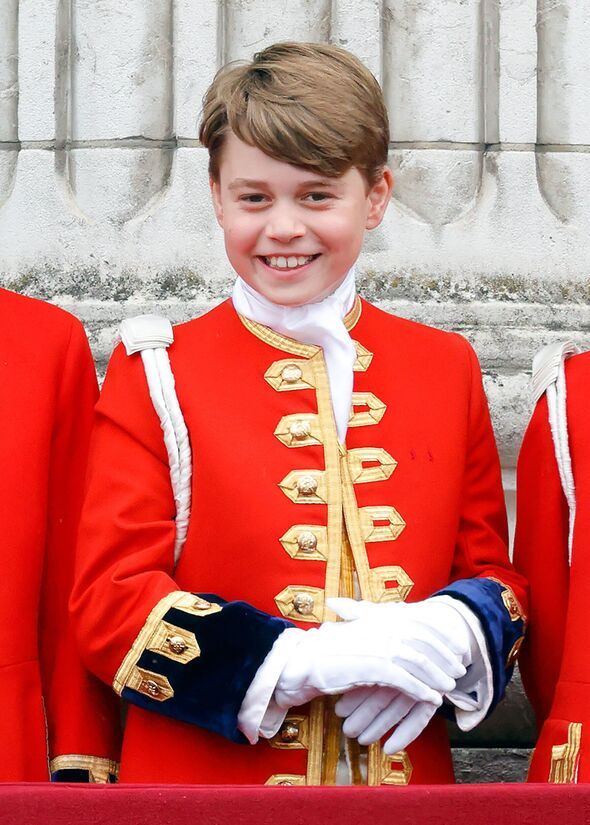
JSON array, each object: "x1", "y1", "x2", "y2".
[
  {"x1": 0, "y1": 288, "x2": 120, "y2": 781},
  {"x1": 71, "y1": 42, "x2": 526, "y2": 785},
  {"x1": 514, "y1": 345, "x2": 589, "y2": 783}
]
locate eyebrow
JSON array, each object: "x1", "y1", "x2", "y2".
[{"x1": 227, "y1": 177, "x2": 338, "y2": 191}]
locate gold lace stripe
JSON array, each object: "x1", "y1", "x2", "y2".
[
  {"x1": 321, "y1": 697, "x2": 342, "y2": 785},
  {"x1": 340, "y1": 450, "x2": 375, "y2": 601},
  {"x1": 309, "y1": 353, "x2": 343, "y2": 619},
  {"x1": 113, "y1": 590, "x2": 196, "y2": 694},
  {"x1": 238, "y1": 297, "x2": 361, "y2": 356},
  {"x1": 549, "y1": 722, "x2": 582, "y2": 783},
  {"x1": 306, "y1": 698, "x2": 326, "y2": 786},
  {"x1": 49, "y1": 755, "x2": 120, "y2": 783}
]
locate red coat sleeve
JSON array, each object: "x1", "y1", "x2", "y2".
[
  {"x1": 513, "y1": 392, "x2": 569, "y2": 726},
  {"x1": 71, "y1": 343, "x2": 290, "y2": 744},
  {"x1": 38, "y1": 317, "x2": 121, "y2": 781}
]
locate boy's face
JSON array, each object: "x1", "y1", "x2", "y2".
[{"x1": 210, "y1": 133, "x2": 393, "y2": 306}]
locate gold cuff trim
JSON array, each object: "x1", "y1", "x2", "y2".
[
  {"x1": 264, "y1": 358, "x2": 316, "y2": 392},
  {"x1": 265, "y1": 774, "x2": 306, "y2": 786},
  {"x1": 146, "y1": 620, "x2": 200, "y2": 664},
  {"x1": 487, "y1": 577, "x2": 527, "y2": 623},
  {"x1": 50, "y1": 755, "x2": 120, "y2": 783},
  {"x1": 127, "y1": 666, "x2": 174, "y2": 701},
  {"x1": 279, "y1": 470, "x2": 327, "y2": 504},
  {"x1": 113, "y1": 591, "x2": 220, "y2": 695},
  {"x1": 270, "y1": 715, "x2": 309, "y2": 750},
  {"x1": 274, "y1": 414, "x2": 323, "y2": 448},
  {"x1": 347, "y1": 448, "x2": 397, "y2": 484},
  {"x1": 279, "y1": 525, "x2": 328, "y2": 561},
  {"x1": 359, "y1": 505, "x2": 406, "y2": 543},
  {"x1": 348, "y1": 393, "x2": 386, "y2": 428},
  {"x1": 368, "y1": 745, "x2": 413, "y2": 786},
  {"x1": 370, "y1": 565, "x2": 414, "y2": 603},
  {"x1": 275, "y1": 585, "x2": 325, "y2": 623},
  {"x1": 353, "y1": 340, "x2": 373, "y2": 372},
  {"x1": 549, "y1": 723, "x2": 582, "y2": 784},
  {"x1": 506, "y1": 635, "x2": 524, "y2": 668}
]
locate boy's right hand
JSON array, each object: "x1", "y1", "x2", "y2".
[{"x1": 273, "y1": 601, "x2": 465, "y2": 710}]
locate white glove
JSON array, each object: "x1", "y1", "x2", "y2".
[
  {"x1": 336, "y1": 686, "x2": 438, "y2": 754},
  {"x1": 332, "y1": 596, "x2": 480, "y2": 753},
  {"x1": 274, "y1": 598, "x2": 466, "y2": 710}
]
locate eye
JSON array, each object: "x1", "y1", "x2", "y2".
[
  {"x1": 239, "y1": 193, "x2": 269, "y2": 204},
  {"x1": 303, "y1": 191, "x2": 333, "y2": 203}
]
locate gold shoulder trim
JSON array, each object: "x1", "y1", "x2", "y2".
[
  {"x1": 549, "y1": 723, "x2": 582, "y2": 783},
  {"x1": 49, "y1": 755, "x2": 120, "y2": 783}
]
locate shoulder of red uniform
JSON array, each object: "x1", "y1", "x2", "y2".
[
  {"x1": 0, "y1": 287, "x2": 88, "y2": 352},
  {"x1": 357, "y1": 297, "x2": 475, "y2": 359}
]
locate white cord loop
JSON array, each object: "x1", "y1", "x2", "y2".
[
  {"x1": 531, "y1": 341, "x2": 578, "y2": 564},
  {"x1": 120, "y1": 316, "x2": 192, "y2": 567}
]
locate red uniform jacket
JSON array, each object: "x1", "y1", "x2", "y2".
[
  {"x1": 515, "y1": 351, "x2": 590, "y2": 782},
  {"x1": 72, "y1": 298, "x2": 526, "y2": 785},
  {"x1": 0, "y1": 289, "x2": 120, "y2": 781}
]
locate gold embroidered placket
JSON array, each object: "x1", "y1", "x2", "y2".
[{"x1": 244, "y1": 302, "x2": 413, "y2": 785}]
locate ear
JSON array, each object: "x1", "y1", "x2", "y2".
[
  {"x1": 210, "y1": 177, "x2": 224, "y2": 227},
  {"x1": 365, "y1": 167, "x2": 394, "y2": 230}
]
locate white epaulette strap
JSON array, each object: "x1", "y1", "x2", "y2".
[
  {"x1": 120, "y1": 315, "x2": 192, "y2": 567},
  {"x1": 531, "y1": 341, "x2": 579, "y2": 564}
]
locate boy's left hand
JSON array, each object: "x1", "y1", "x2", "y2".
[{"x1": 335, "y1": 685, "x2": 438, "y2": 754}]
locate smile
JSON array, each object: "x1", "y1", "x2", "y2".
[{"x1": 260, "y1": 254, "x2": 319, "y2": 271}]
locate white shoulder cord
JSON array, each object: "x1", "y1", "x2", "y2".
[
  {"x1": 120, "y1": 316, "x2": 192, "y2": 567},
  {"x1": 531, "y1": 341, "x2": 579, "y2": 564}
]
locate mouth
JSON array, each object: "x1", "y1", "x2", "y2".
[{"x1": 258, "y1": 254, "x2": 320, "y2": 272}]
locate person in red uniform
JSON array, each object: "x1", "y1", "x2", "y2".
[
  {"x1": 514, "y1": 343, "x2": 590, "y2": 783},
  {"x1": 0, "y1": 288, "x2": 121, "y2": 781},
  {"x1": 71, "y1": 42, "x2": 526, "y2": 785}
]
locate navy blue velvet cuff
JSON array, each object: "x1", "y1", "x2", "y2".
[
  {"x1": 51, "y1": 769, "x2": 117, "y2": 783},
  {"x1": 122, "y1": 594, "x2": 293, "y2": 744},
  {"x1": 435, "y1": 577, "x2": 525, "y2": 716}
]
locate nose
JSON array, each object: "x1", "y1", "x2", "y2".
[{"x1": 265, "y1": 203, "x2": 305, "y2": 243}]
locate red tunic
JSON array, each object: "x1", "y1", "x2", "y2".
[
  {"x1": 72, "y1": 297, "x2": 526, "y2": 784},
  {"x1": 0, "y1": 289, "x2": 120, "y2": 781},
  {"x1": 515, "y1": 351, "x2": 590, "y2": 782}
]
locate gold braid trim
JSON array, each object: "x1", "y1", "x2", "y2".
[
  {"x1": 549, "y1": 723, "x2": 582, "y2": 784},
  {"x1": 112, "y1": 591, "x2": 220, "y2": 694},
  {"x1": 50, "y1": 755, "x2": 119, "y2": 783}
]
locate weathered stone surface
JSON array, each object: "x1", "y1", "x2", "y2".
[{"x1": 453, "y1": 748, "x2": 530, "y2": 784}]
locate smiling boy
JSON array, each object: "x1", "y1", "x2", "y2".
[{"x1": 72, "y1": 42, "x2": 526, "y2": 785}]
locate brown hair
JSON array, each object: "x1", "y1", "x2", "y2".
[{"x1": 199, "y1": 42, "x2": 389, "y2": 185}]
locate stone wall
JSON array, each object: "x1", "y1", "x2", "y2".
[{"x1": 2, "y1": 0, "x2": 589, "y2": 782}]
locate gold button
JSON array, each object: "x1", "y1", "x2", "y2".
[
  {"x1": 290, "y1": 419, "x2": 311, "y2": 440},
  {"x1": 193, "y1": 597, "x2": 212, "y2": 610},
  {"x1": 297, "y1": 531, "x2": 317, "y2": 553},
  {"x1": 297, "y1": 475, "x2": 317, "y2": 496},
  {"x1": 293, "y1": 592, "x2": 315, "y2": 616},
  {"x1": 282, "y1": 364, "x2": 303, "y2": 384},
  {"x1": 142, "y1": 679, "x2": 161, "y2": 697},
  {"x1": 278, "y1": 780, "x2": 294, "y2": 786},
  {"x1": 280, "y1": 722, "x2": 300, "y2": 743},
  {"x1": 167, "y1": 635, "x2": 187, "y2": 655}
]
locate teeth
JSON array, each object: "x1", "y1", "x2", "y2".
[{"x1": 265, "y1": 255, "x2": 315, "y2": 269}]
